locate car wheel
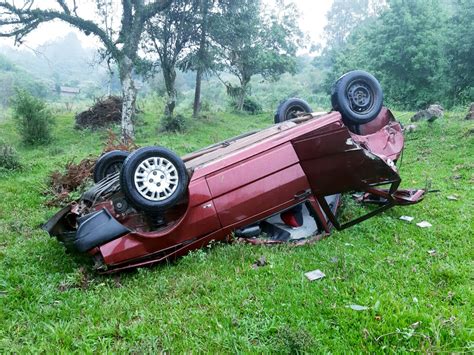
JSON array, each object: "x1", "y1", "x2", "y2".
[
  {"x1": 93, "y1": 150, "x2": 129, "y2": 183},
  {"x1": 274, "y1": 98, "x2": 312, "y2": 123},
  {"x1": 120, "y1": 146, "x2": 188, "y2": 213},
  {"x1": 331, "y1": 70, "x2": 383, "y2": 125}
]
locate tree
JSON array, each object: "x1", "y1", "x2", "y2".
[
  {"x1": 212, "y1": 0, "x2": 302, "y2": 111},
  {"x1": 445, "y1": 0, "x2": 474, "y2": 104},
  {"x1": 325, "y1": 0, "x2": 446, "y2": 108},
  {"x1": 146, "y1": 0, "x2": 199, "y2": 118},
  {"x1": 190, "y1": 0, "x2": 213, "y2": 118},
  {"x1": 0, "y1": 0, "x2": 171, "y2": 140},
  {"x1": 324, "y1": 0, "x2": 386, "y2": 52}
]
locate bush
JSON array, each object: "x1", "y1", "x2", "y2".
[
  {"x1": 160, "y1": 114, "x2": 187, "y2": 133},
  {"x1": 0, "y1": 144, "x2": 21, "y2": 171},
  {"x1": 12, "y1": 89, "x2": 54, "y2": 145},
  {"x1": 231, "y1": 97, "x2": 263, "y2": 115}
]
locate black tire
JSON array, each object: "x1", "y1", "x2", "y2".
[
  {"x1": 274, "y1": 98, "x2": 312, "y2": 123},
  {"x1": 93, "y1": 150, "x2": 129, "y2": 183},
  {"x1": 120, "y1": 146, "x2": 188, "y2": 213},
  {"x1": 331, "y1": 70, "x2": 383, "y2": 125}
]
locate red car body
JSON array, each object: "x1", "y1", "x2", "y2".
[{"x1": 45, "y1": 107, "x2": 424, "y2": 273}]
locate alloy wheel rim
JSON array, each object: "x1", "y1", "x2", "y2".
[{"x1": 133, "y1": 157, "x2": 179, "y2": 201}]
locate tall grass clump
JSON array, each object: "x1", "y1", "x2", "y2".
[
  {"x1": 0, "y1": 143, "x2": 21, "y2": 171},
  {"x1": 12, "y1": 89, "x2": 54, "y2": 145}
]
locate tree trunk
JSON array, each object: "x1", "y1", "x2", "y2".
[
  {"x1": 119, "y1": 57, "x2": 136, "y2": 141},
  {"x1": 163, "y1": 65, "x2": 177, "y2": 117},
  {"x1": 238, "y1": 79, "x2": 250, "y2": 111},
  {"x1": 193, "y1": 67, "x2": 203, "y2": 117},
  {"x1": 193, "y1": 0, "x2": 209, "y2": 118}
]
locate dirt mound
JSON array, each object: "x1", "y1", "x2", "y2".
[{"x1": 75, "y1": 96, "x2": 122, "y2": 129}]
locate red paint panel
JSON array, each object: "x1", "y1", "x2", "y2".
[
  {"x1": 186, "y1": 177, "x2": 213, "y2": 207},
  {"x1": 100, "y1": 178, "x2": 220, "y2": 265},
  {"x1": 206, "y1": 143, "x2": 299, "y2": 197},
  {"x1": 213, "y1": 164, "x2": 309, "y2": 226}
]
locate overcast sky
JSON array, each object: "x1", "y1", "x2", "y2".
[{"x1": 0, "y1": 0, "x2": 333, "y2": 52}]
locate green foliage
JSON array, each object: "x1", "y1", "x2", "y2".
[
  {"x1": 11, "y1": 89, "x2": 54, "y2": 146},
  {"x1": 0, "y1": 143, "x2": 21, "y2": 171},
  {"x1": 444, "y1": 0, "x2": 474, "y2": 105},
  {"x1": 160, "y1": 114, "x2": 187, "y2": 133},
  {"x1": 325, "y1": 0, "x2": 447, "y2": 109},
  {"x1": 0, "y1": 54, "x2": 49, "y2": 107},
  {"x1": 211, "y1": 0, "x2": 302, "y2": 109},
  {"x1": 231, "y1": 97, "x2": 262, "y2": 114}
]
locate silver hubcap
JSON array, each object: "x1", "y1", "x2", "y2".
[{"x1": 134, "y1": 157, "x2": 179, "y2": 201}]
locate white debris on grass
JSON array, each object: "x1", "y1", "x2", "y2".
[
  {"x1": 400, "y1": 215, "x2": 414, "y2": 222},
  {"x1": 416, "y1": 221, "x2": 432, "y2": 228},
  {"x1": 304, "y1": 269, "x2": 325, "y2": 281},
  {"x1": 346, "y1": 304, "x2": 369, "y2": 311}
]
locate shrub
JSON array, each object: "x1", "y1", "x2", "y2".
[
  {"x1": 160, "y1": 114, "x2": 187, "y2": 133},
  {"x1": 12, "y1": 89, "x2": 54, "y2": 145},
  {"x1": 231, "y1": 97, "x2": 263, "y2": 115},
  {"x1": 0, "y1": 144, "x2": 21, "y2": 171}
]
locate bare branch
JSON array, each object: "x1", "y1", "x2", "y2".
[
  {"x1": 56, "y1": 0, "x2": 70, "y2": 15},
  {"x1": 142, "y1": 0, "x2": 172, "y2": 20}
]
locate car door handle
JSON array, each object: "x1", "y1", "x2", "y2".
[{"x1": 294, "y1": 189, "x2": 311, "y2": 200}]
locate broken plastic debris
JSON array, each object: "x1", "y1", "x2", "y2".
[
  {"x1": 346, "y1": 304, "x2": 369, "y2": 311},
  {"x1": 400, "y1": 215, "x2": 414, "y2": 222},
  {"x1": 304, "y1": 269, "x2": 325, "y2": 281},
  {"x1": 446, "y1": 195, "x2": 458, "y2": 201},
  {"x1": 251, "y1": 256, "x2": 267, "y2": 269},
  {"x1": 416, "y1": 221, "x2": 432, "y2": 228},
  {"x1": 427, "y1": 249, "x2": 437, "y2": 256}
]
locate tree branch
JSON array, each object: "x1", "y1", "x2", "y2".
[
  {"x1": 0, "y1": 1, "x2": 119, "y2": 58},
  {"x1": 142, "y1": 0, "x2": 172, "y2": 20}
]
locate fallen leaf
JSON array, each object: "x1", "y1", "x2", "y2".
[
  {"x1": 251, "y1": 256, "x2": 267, "y2": 269},
  {"x1": 304, "y1": 269, "x2": 326, "y2": 281},
  {"x1": 400, "y1": 215, "x2": 414, "y2": 222},
  {"x1": 416, "y1": 221, "x2": 432, "y2": 228},
  {"x1": 347, "y1": 304, "x2": 369, "y2": 311}
]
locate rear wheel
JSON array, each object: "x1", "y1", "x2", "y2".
[
  {"x1": 120, "y1": 146, "x2": 188, "y2": 213},
  {"x1": 274, "y1": 98, "x2": 312, "y2": 123},
  {"x1": 331, "y1": 70, "x2": 383, "y2": 125},
  {"x1": 93, "y1": 150, "x2": 129, "y2": 183}
]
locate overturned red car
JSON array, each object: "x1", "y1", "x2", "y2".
[{"x1": 44, "y1": 71, "x2": 424, "y2": 273}]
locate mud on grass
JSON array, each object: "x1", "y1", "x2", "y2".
[{"x1": 0, "y1": 110, "x2": 472, "y2": 352}]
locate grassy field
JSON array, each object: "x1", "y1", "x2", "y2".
[{"x1": 0, "y1": 107, "x2": 473, "y2": 352}]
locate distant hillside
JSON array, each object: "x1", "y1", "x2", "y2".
[{"x1": 0, "y1": 54, "x2": 49, "y2": 106}]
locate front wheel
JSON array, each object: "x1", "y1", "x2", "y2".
[
  {"x1": 120, "y1": 146, "x2": 188, "y2": 213},
  {"x1": 331, "y1": 70, "x2": 383, "y2": 125}
]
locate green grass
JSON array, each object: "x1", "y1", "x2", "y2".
[{"x1": 0, "y1": 109, "x2": 473, "y2": 352}]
